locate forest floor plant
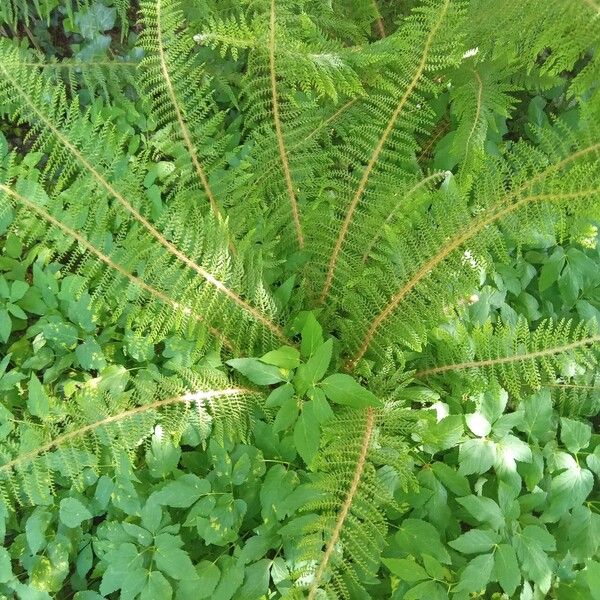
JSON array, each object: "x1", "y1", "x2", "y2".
[{"x1": 0, "y1": 0, "x2": 600, "y2": 598}]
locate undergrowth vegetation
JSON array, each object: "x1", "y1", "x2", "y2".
[{"x1": 0, "y1": 1, "x2": 600, "y2": 598}]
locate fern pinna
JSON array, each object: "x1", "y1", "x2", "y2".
[{"x1": 0, "y1": 0, "x2": 599, "y2": 598}]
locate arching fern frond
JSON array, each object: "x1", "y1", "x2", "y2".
[
  {"x1": 343, "y1": 124, "x2": 600, "y2": 370},
  {"x1": 0, "y1": 50, "x2": 287, "y2": 353},
  {"x1": 0, "y1": 368, "x2": 258, "y2": 508},
  {"x1": 139, "y1": 0, "x2": 227, "y2": 224},
  {"x1": 292, "y1": 404, "x2": 417, "y2": 598},
  {"x1": 414, "y1": 318, "x2": 600, "y2": 399}
]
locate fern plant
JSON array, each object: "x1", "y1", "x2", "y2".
[{"x1": 0, "y1": 0, "x2": 600, "y2": 598}]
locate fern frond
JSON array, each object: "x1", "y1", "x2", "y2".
[
  {"x1": 344, "y1": 126, "x2": 600, "y2": 369},
  {"x1": 293, "y1": 404, "x2": 416, "y2": 598},
  {"x1": 415, "y1": 318, "x2": 600, "y2": 399},
  {"x1": 139, "y1": 0, "x2": 225, "y2": 223},
  {"x1": 0, "y1": 368, "x2": 257, "y2": 508},
  {"x1": 0, "y1": 53, "x2": 287, "y2": 352},
  {"x1": 315, "y1": 0, "x2": 463, "y2": 303}
]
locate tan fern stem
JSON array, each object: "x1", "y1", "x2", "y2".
[
  {"x1": 0, "y1": 388, "x2": 248, "y2": 477},
  {"x1": 371, "y1": 0, "x2": 386, "y2": 38},
  {"x1": 0, "y1": 184, "x2": 236, "y2": 351},
  {"x1": 269, "y1": 0, "x2": 304, "y2": 249},
  {"x1": 0, "y1": 63, "x2": 286, "y2": 343},
  {"x1": 348, "y1": 183, "x2": 600, "y2": 368},
  {"x1": 414, "y1": 334, "x2": 600, "y2": 378},
  {"x1": 361, "y1": 171, "x2": 449, "y2": 263},
  {"x1": 155, "y1": 0, "x2": 223, "y2": 223},
  {"x1": 319, "y1": 0, "x2": 450, "y2": 303},
  {"x1": 307, "y1": 407, "x2": 375, "y2": 599}
]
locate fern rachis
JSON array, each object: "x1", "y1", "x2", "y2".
[{"x1": 0, "y1": 1, "x2": 600, "y2": 598}]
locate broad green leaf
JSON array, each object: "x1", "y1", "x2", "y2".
[
  {"x1": 586, "y1": 445, "x2": 600, "y2": 478},
  {"x1": 539, "y1": 252, "x2": 565, "y2": 292},
  {"x1": 0, "y1": 546, "x2": 11, "y2": 583},
  {"x1": 307, "y1": 389, "x2": 334, "y2": 423},
  {"x1": 381, "y1": 557, "x2": 428, "y2": 582},
  {"x1": 457, "y1": 495, "x2": 505, "y2": 530},
  {"x1": 458, "y1": 438, "x2": 496, "y2": 475},
  {"x1": 232, "y1": 454, "x2": 252, "y2": 485},
  {"x1": 404, "y1": 580, "x2": 447, "y2": 600},
  {"x1": 265, "y1": 383, "x2": 294, "y2": 408},
  {"x1": 395, "y1": 519, "x2": 451, "y2": 563},
  {"x1": 141, "y1": 571, "x2": 172, "y2": 600},
  {"x1": 495, "y1": 434, "x2": 532, "y2": 472},
  {"x1": 238, "y1": 559, "x2": 270, "y2": 599},
  {"x1": 75, "y1": 339, "x2": 106, "y2": 371},
  {"x1": 179, "y1": 561, "x2": 220, "y2": 599},
  {"x1": 495, "y1": 543, "x2": 520, "y2": 596},
  {"x1": 150, "y1": 474, "x2": 210, "y2": 508},
  {"x1": 226, "y1": 358, "x2": 286, "y2": 385},
  {"x1": 519, "y1": 389, "x2": 554, "y2": 442},
  {"x1": 448, "y1": 529, "x2": 500, "y2": 553},
  {"x1": 26, "y1": 508, "x2": 52, "y2": 554},
  {"x1": 544, "y1": 464, "x2": 594, "y2": 521},
  {"x1": 27, "y1": 374, "x2": 49, "y2": 418},
  {"x1": 300, "y1": 313, "x2": 323, "y2": 357},
  {"x1": 432, "y1": 462, "x2": 470, "y2": 496},
  {"x1": 454, "y1": 553, "x2": 494, "y2": 594},
  {"x1": 514, "y1": 525, "x2": 555, "y2": 585},
  {"x1": 260, "y1": 346, "x2": 300, "y2": 369},
  {"x1": 320, "y1": 373, "x2": 381, "y2": 408},
  {"x1": 154, "y1": 534, "x2": 197, "y2": 580},
  {"x1": 465, "y1": 412, "x2": 492, "y2": 436},
  {"x1": 10, "y1": 280, "x2": 28, "y2": 302},
  {"x1": 274, "y1": 395, "x2": 299, "y2": 432},
  {"x1": 59, "y1": 498, "x2": 92, "y2": 528},
  {"x1": 293, "y1": 403, "x2": 320, "y2": 465},
  {"x1": 560, "y1": 417, "x2": 591, "y2": 453},
  {"x1": 294, "y1": 339, "x2": 333, "y2": 393},
  {"x1": 421, "y1": 415, "x2": 464, "y2": 453},
  {"x1": 422, "y1": 554, "x2": 448, "y2": 580},
  {"x1": 0, "y1": 309, "x2": 11, "y2": 342}
]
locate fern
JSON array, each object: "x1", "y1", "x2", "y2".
[{"x1": 0, "y1": 0, "x2": 599, "y2": 598}]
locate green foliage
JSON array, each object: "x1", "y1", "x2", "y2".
[{"x1": 0, "y1": 0, "x2": 599, "y2": 599}]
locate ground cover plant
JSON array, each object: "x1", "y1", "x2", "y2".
[{"x1": 0, "y1": 0, "x2": 600, "y2": 598}]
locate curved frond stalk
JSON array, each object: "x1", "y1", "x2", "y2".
[
  {"x1": 0, "y1": 61, "x2": 287, "y2": 345},
  {"x1": 148, "y1": 0, "x2": 222, "y2": 222},
  {"x1": 269, "y1": 0, "x2": 304, "y2": 249},
  {"x1": 0, "y1": 388, "x2": 248, "y2": 479},
  {"x1": 318, "y1": 0, "x2": 451, "y2": 303},
  {"x1": 361, "y1": 170, "x2": 450, "y2": 264},
  {"x1": 416, "y1": 333, "x2": 600, "y2": 378},
  {"x1": 370, "y1": 0, "x2": 386, "y2": 38},
  {"x1": 307, "y1": 407, "x2": 375, "y2": 599},
  {"x1": 415, "y1": 319, "x2": 600, "y2": 399},
  {"x1": 0, "y1": 184, "x2": 236, "y2": 352},
  {"x1": 347, "y1": 137, "x2": 600, "y2": 368}
]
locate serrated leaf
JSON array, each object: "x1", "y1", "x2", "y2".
[
  {"x1": 141, "y1": 571, "x2": 172, "y2": 600},
  {"x1": 260, "y1": 346, "x2": 300, "y2": 369},
  {"x1": 458, "y1": 438, "x2": 496, "y2": 475},
  {"x1": 465, "y1": 412, "x2": 492, "y2": 437},
  {"x1": 265, "y1": 383, "x2": 294, "y2": 408},
  {"x1": 154, "y1": 534, "x2": 197, "y2": 580},
  {"x1": 226, "y1": 358, "x2": 286, "y2": 385},
  {"x1": 454, "y1": 553, "x2": 494, "y2": 593},
  {"x1": 59, "y1": 498, "x2": 92, "y2": 528},
  {"x1": 75, "y1": 339, "x2": 106, "y2": 371},
  {"x1": 293, "y1": 403, "x2": 319, "y2": 466},
  {"x1": 0, "y1": 309, "x2": 11, "y2": 342},
  {"x1": 382, "y1": 558, "x2": 428, "y2": 582},
  {"x1": 395, "y1": 519, "x2": 451, "y2": 563},
  {"x1": 273, "y1": 395, "x2": 299, "y2": 432},
  {"x1": 300, "y1": 313, "x2": 323, "y2": 357},
  {"x1": 150, "y1": 474, "x2": 210, "y2": 508},
  {"x1": 320, "y1": 373, "x2": 381, "y2": 408},
  {"x1": 495, "y1": 543, "x2": 520, "y2": 596},
  {"x1": 27, "y1": 374, "x2": 49, "y2": 418},
  {"x1": 560, "y1": 417, "x2": 591, "y2": 453},
  {"x1": 432, "y1": 462, "x2": 470, "y2": 496},
  {"x1": 0, "y1": 546, "x2": 12, "y2": 583},
  {"x1": 449, "y1": 529, "x2": 500, "y2": 553},
  {"x1": 457, "y1": 495, "x2": 505, "y2": 530},
  {"x1": 294, "y1": 339, "x2": 332, "y2": 393}
]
